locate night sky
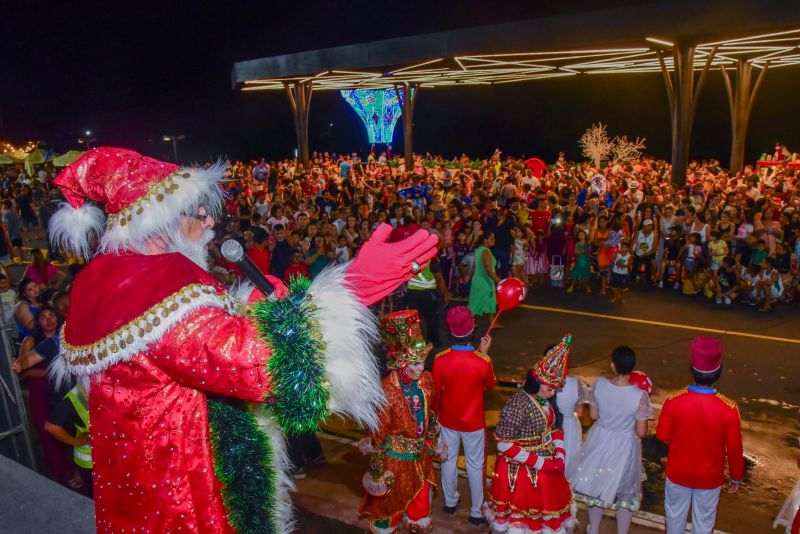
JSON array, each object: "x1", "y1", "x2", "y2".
[{"x1": 3, "y1": 1, "x2": 797, "y2": 166}]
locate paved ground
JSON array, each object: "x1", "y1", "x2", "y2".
[
  {"x1": 295, "y1": 434, "x2": 668, "y2": 534},
  {"x1": 304, "y1": 283, "x2": 800, "y2": 533}
]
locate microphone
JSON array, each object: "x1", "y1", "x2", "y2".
[{"x1": 220, "y1": 239, "x2": 275, "y2": 296}]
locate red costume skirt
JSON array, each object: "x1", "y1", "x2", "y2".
[{"x1": 484, "y1": 456, "x2": 575, "y2": 533}]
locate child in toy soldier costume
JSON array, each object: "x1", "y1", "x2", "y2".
[
  {"x1": 359, "y1": 310, "x2": 443, "y2": 534},
  {"x1": 432, "y1": 305, "x2": 496, "y2": 525},
  {"x1": 656, "y1": 336, "x2": 744, "y2": 534}
]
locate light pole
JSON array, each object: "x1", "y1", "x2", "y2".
[{"x1": 162, "y1": 134, "x2": 185, "y2": 163}]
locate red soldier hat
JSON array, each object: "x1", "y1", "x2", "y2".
[
  {"x1": 533, "y1": 333, "x2": 571, "y2": 389},
  {"x1": 690, "y1": 336, "x2": 722, "y2": 373},
  {"x1": 49, "y1": 147, "x2": 224, "y2": 258},
  {"x1": 381, "y1": 310, "x2": 432, "y2": 370},
  {"x1": 446, "y1": 306, "x2": 475, "y2": 338}
]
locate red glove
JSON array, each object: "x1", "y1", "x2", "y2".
[
  {"x1": 539, "y1": 458, "x2": 565, "y2": 475},
  {"x1": 247, "y1": 275, "x2": 289, "y2": 303},
  {"x1": 346, "y1": 223, "x2": 439, "y2": 306}
]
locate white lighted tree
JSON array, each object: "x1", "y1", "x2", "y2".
[
  {"x1": 579, "y1": 123, "x2": 613, "y2": 168},
  {"x1": 611, "y1": 135, "x2": 647, "y2": 162}
]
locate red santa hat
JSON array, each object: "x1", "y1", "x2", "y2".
[
  {"x1": 690, "y1": 336, "x2": 722, "y2": 373},
  {"x1": 50, "y1": 147, "x2": 224, "y2": 257}
]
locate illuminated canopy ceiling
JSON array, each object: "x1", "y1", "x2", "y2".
[{"x1": 233, "y1": 2, "x2": 800, "y2": 91}]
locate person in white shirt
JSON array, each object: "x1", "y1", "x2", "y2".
[
  {"x1": 745, "y1": 178, "x2": 762, "y2": 200},
  {"x1": 610, "y1": 241, "x2": 632, "y2": 304},
  {"x1": 332, "y1": 208, "x2": 347, "y2": 236},
  {"x1": 254, "y1": 193, "x2": 270, "y2": 217},
  {"x1": 521, "y1": 169, "x2": 540, "y2": 191},
  {"x1": 624, "y1": 180, "x2": 644, "y2": 218}
]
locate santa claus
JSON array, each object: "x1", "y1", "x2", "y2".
[{"x1": 48, "y1": 147, "x2": 438, "y2": 533}]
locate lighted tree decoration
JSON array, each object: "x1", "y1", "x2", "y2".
[
  {"x1": 579, "y1": 123, "x2": 613, "y2": 168},
  {"x1": 611, "y1": 135, "x2": 647, "y2": 163},
  {"x1": 340, "y1": 88, "x2": 413, "y2": 144}
]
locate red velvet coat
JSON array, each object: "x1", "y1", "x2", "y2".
[
  {"x1": 57, "y1": 253, "x2": 279, "y2": 533},
  {"x1": 655, "y1": 386, "x2": 745, "y2": 489}
]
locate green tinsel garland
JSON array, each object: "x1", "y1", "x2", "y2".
[
  {"x1": 249, "y1": 276, "x2": 330, "y2": 435},
  {"x1": 207, "y1": 396, "x2": 277, "y2": 533}
]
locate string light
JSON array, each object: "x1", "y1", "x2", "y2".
[
  {"x1": 340, "y1": 88, "x2": 413, "y2": 143},
  {"x1": 2, "y1": 141, "x2": 37, "y2": 157}
]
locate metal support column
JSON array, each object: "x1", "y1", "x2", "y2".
[
  {"x1": 657, "y1": 44, "x2": 717, "y2": 186},
  {"x1": 395, "y1": 82, "x2": 419, "y2": 173},
  {"x1": 284, "y1": 80, "x2": 313, "y2": 166},
  {"x1": 721, "y1": 59, "x2": 769, "y2": 174}
]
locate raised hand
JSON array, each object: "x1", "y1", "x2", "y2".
[{"x1": 346, "y1": 224, "x2": 439, "y2": 306}]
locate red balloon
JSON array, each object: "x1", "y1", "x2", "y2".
[
  {"x1": 630, "y1": 370, "x2": 653, "y2": 397},
  {"x1": 496, "y1": 277, "x2": 527, "y2": 312}
]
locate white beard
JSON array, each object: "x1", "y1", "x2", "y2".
[{"x1": 170, "y1": 229, "x2": 215, "y2": 271}]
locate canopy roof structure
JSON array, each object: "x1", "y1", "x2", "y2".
[
  {"x1": 232, "y1": 1, "x2": 800, "y2": 182},
  {"x1": 236, "y1": 30, "x2": 800, "y2": 91}
]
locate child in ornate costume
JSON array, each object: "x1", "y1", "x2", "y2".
[
  {"x1": 47, "y1": 148, "x2": 439, "y2": 533},
  {"x1": 359, "y1": 310, "x2": 442, "y2": 534},
  {"x1": 483, "y1": 335, "x2": 577, "y2": 534}
]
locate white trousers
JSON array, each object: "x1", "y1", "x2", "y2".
[
  {"x1": 440, "y1": 426, "x2": 485, "y2": 518},
  {"x1": 664, "y1": 477, "x2": 722, "y2": 534}
]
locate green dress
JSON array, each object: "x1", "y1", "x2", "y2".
[
  {"x1": 468, "y1": 245, "x2": 497, "y2": 316},
  {"x1": 571, "y1": 242, "x2": 591, "y2": 281}
]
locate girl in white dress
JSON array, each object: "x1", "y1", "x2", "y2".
[
  {"x1": 773, "y1": 479, "x2": 800, "y2": 533},
  {"x1": 572, "y1": 346, "x2": 652, "y2": 534},
  {"x1": 555, "y1": 374, "x2": 589, "y2": 481}
]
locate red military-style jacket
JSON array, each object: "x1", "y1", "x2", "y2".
[
  {"x1": 432, "y1": 345, "x2": 497, "y2": 432},
  {"x1": 655, "y1": 385, "x2": 745, "y2": 489}
]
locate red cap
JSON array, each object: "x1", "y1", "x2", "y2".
[
  {"x1": 690, "y1": 337, "x2": 722, "y2": 372},
  {"x1": 446, "y1": 306, "x2": 475, "y2": 338}
]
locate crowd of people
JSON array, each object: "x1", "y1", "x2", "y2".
[
  {"x1": 4, "y1": 148, "x2": 800, "y2": 317},
  {"x1": 0, "y1": 146, "x2": 795, "y2": 533},
  {"x1": 209, "y1": 149, "x2": 800, "y2": 315}
]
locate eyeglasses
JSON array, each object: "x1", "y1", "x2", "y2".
[{"x1": 183, "y1": 208, "x2": 210, "y2": 222}]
